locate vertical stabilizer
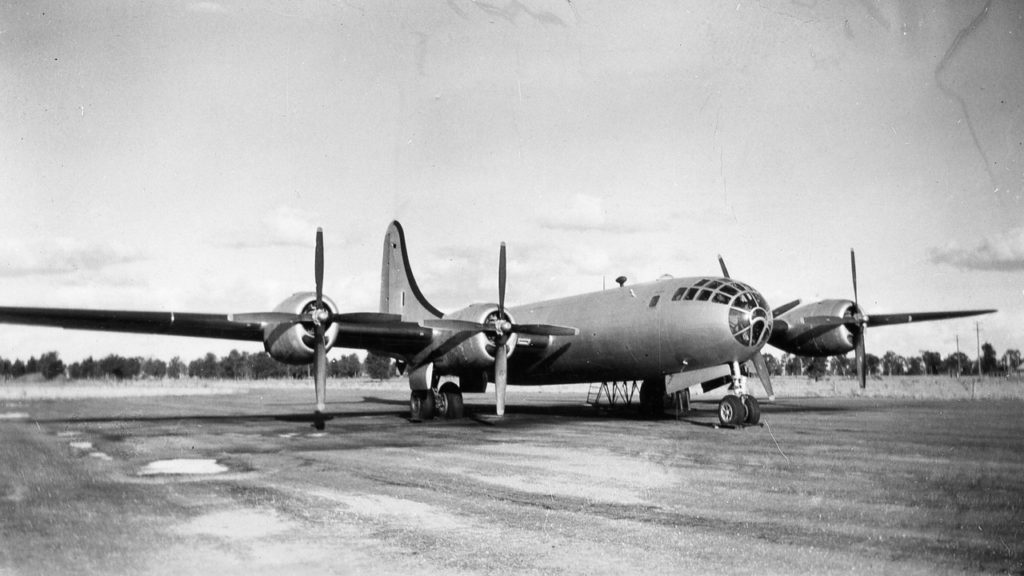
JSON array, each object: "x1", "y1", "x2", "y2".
[{"x1": 380, "y1": 221, "x2": 443, "y2": 321}]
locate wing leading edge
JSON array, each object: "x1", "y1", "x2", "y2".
[{"x1": 0, "y1": 307, "x2": 265, "y2": 341}]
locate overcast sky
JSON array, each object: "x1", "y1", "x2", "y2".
[{"x1": 1, "y1": 0, "x2": 1021, "y2": 364}]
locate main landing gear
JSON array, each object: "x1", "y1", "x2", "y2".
[
  {"x1": 410, "y1": 381, "x2": 465, "y2": 421},
  {"x1": 717, "y1": 361, "x2": 761, "y2": 428}
]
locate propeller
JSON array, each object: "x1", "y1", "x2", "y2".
[
  {"x1": 801, "y1": 249, "x2": 994, "y2": 389},
  {"x1": 227, "y1": 228, "x2": 401, "y2": 429},
  {"x1": 718, "y1": 254, "x2": 775, "y2": 399},
  {"x1": 422, "y1": 242, "x2": 579, "y2": 416}
]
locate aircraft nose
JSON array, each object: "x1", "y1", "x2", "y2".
[{"x1": 726, "y1": 284, "x2": 772, "y2": 349}]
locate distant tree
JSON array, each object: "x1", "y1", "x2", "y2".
[
  {"x1": 37, "y1": 351, "x2": 65, "y2": 380},
  {"x1": 920, "y1": 350, "x2": 943, "y2": 375},
  {"x1": 806, "y1": 357, "x2": 827, "y2": 380},
  {"x1": 11, "y1": 359, "x2": 25, "y2": 378},
  {"x1": 761, "y1": 352, "x2": 781, "y2": 376},
  {"x1": 943, "y1": 352, "x2": 971, "y2": 377},
  {"x1": 25, "y1": 356, "x2": 38, "y2": 374},
  {"x1": 220, "y1": 350, "x2": 249, "y2": 379},
  {"x1": 98, "y1": 354, "x2": 140, "y2": 380},
  {"x1": 1001, "y1": 349, "x2": 1021, "y2": 374},
  {"x1": 141, "y1": 358, "x2": 167, "y2": 379},
  {"x1": 907, "y1": 356, "x2": 924, "y2": 376},
  {"x1": 784, "y1": 354, "x2": 803, "y2": 376},
  {"x1": 981, "y1": 342, "x2": 999, "y2": 375},
  {"x1": 330, "y1": 353, "x2": 362, "y2": 378},
  {"x1": 189, "y1": 353, "x2": 222, "y2": 379},
  {"x1": 364, "y1": 352, "x2": 394, "y2": 380},
  {"x1": 882, "y1": 351, "x2": 907, "y2": 376},
  {"x1": 865, "y1": 353, "x2": 880, "y2": 377},
  {"x1": 167, "y1": 356, "x2": 187, "y2": 379},
  {"x1": 829, "y1": 355, "x2": 850, "y2": 376},
  {"x1": 0, "y1": 357, "x2": 12, "y2": 379}
]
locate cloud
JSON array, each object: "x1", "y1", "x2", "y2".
[
  {"x1": 0, "y1": 238, "x2": 143, "y2": 278},
  {"x1": 227, "y1": 206, "x2": 319, "y2": 249},
  {"x1": 538, "y1": 194, "x2": 648, "y2": 234},
  {"x1": 930, "y1": 228, "x2": 1024, "y2": 271}
]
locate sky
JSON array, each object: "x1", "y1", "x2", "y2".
[{"x1": 1, "y1": 0, "x2": 1022, "y2": 365}]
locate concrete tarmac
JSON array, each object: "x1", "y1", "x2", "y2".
[{"x1": 2, "y1": 386, "x2": 1022, "y2": 575}]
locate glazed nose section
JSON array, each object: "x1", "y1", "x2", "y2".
[{"x1": 727, "y1": 285, "x2": 772, "y2": 348}]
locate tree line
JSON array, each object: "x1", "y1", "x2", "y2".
[
  {"x1": 1, "y1": 344, "x2": 1019, "y2": 383},
  {"x1": 0, "y1": 350, "x2": 398, "y2": 381},
  {"x1": 763, "y1": 343, "x2": 1021, "y2": 379}
]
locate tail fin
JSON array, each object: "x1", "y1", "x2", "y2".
[{"x1": 380, "y1": 221, "x2": 443, "y2": 321}]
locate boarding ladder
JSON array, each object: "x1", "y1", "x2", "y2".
[{"x1": 586, "y1": 380, "x2": 639, "y2": 407}]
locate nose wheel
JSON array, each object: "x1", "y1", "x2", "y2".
[{"x1": 718, "y1": 394, "x2": 760, "y2": 427}]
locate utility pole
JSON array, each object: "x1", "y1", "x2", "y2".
[{"x1": 976, "y1": 322, "x2": 982, "y2": 379}]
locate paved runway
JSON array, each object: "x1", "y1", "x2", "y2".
[{"x1": 2, "y1": 387, "x2": 1022, "y2": 575}]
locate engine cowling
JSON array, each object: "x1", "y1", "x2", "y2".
[
  {"x1": 770, "y1": 299, "x2": 856, "y2": 356},
  {"x1": 262, "y1": 292, "x2": 341, "y2": 365},
  {"x1": 432, "y1": 303, "x2": 517, "y2": 372}
]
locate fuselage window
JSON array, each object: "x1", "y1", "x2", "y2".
[{"x1": 649, "y1": 295, "x2": 660, "y2": 308}]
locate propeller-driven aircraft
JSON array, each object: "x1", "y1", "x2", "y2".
[{"x1": 0, "y1": 222, "x2": 995, "y2": 428}]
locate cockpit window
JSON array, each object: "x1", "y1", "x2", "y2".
[
  {"x1": 673, "y1": 277, "x2": 772, "y2": 347},
  {"x1": 671, "y1": 287, "x2": 687, "y2": 301}
]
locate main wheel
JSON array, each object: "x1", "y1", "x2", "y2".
[
  {"x1": 742, "y1": 395, "x2": 760, "y2": 425},
  {"x1": 718, "y1": 395, "x2": 746, "y2": 427},
  {"x1": 409, "y1": 390, "x2": 436, "y2": 422},
  {"x1": 438, "y1": 381, "x2": 465, "y2": 419},
  {"x1": 639, "y1": 378, "x2": 666, "y2": 419}
]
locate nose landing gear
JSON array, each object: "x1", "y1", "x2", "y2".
[{"x1": 717, "y1": 361, "x2": 761, "y2": 427}]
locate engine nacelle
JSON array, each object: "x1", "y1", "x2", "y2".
[
  {"x1": 262, "y1": 292, "x2": 341, "y2": 365},
  {"x1": 433, "y1": 303, "x2": 517, "y2": 372},
  {"x1": 770, "y1": 299, "x2": 856, "y2": 357}
]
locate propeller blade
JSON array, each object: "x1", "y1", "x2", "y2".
[
  {"x1": 855, "y1": 331, "x2": 867, "y2": 389},
  {"x1": 718, "y1": 254, "x2": 730, "y2": 278},
  {"x1": 315, "y1": 227, "x2": 325, "y2": 306},
  {"x1": 865, "y1": 309, "x2": 996, "y2": 327},
  {"x1": 850, "y1": 248, "x2": 859, "y2": 308},
  {"x1": 228, "y1": 312, "x2": 304, "y2": 324},
  {"x1": 772, "y1": 299, "x2": 802, "y2": 317},
  {"x1": 512, "y1": 323, "x2": 579, "y2": 337},
  {"x1": 314, "y1": 323, "x2": 327, "y2": 414},
  {"x1": 750, "y1": 351, "x2": 775, "y2": 400},
  {"x1": 494, "y1": 342, "x2": 508, "y2": 416},
  {"x1": 498, "y1": 242, "x2": 507, "y2": 315}
]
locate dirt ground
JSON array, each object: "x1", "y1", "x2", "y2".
[{"x1": 1, "y1": 384, "x2": 1022, "y2": 575}]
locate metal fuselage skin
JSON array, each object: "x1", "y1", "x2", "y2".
[{"x1": 496, "y1": 277, "x2": 764, "y2": 385}]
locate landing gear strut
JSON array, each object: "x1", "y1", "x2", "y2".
[{"x1": 716, "y1": 361, "x2": 761, "y2": 427}]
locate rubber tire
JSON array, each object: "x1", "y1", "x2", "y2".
[
  {"x1": 718, "y1": 395, "x2": 746, "y2": 427},
  {"x1": 444, "y1": 391, "x2": 465, "y2": 419},
  {"x1": 742, "y1": 395, "x2": 760, "y2": 425},
  {"x1": 639, "y1": 378, "x2": 666, "y2": 419},
  {"x1": 410, "y1": 390, "x2": 435, "y2": 422},
  {"x1": 437, "y1": 381, "x2": 465, "y2": 419}
]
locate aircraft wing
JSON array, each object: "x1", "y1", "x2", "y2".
[
  {"x1": 0, "y1": 306, "x2": 265, "y2": 342},
  {"x1": 864, "y1": 310, "x2": 997, "y2": 327}
]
